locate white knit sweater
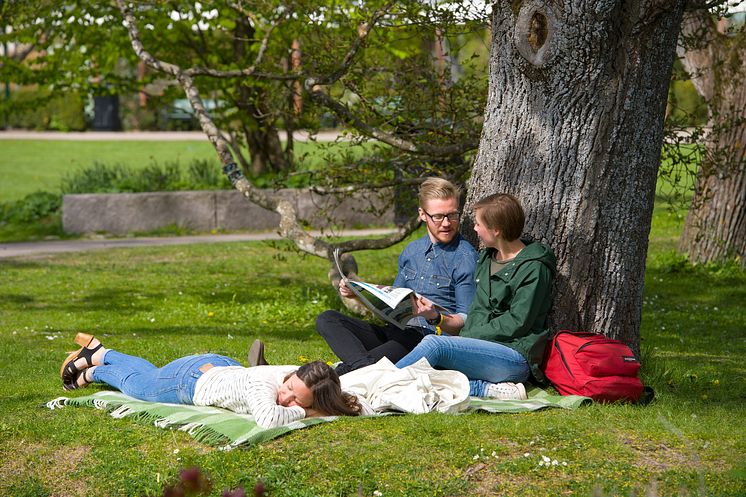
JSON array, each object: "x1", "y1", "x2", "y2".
[{"x1": 192, "y1": 365, "x2": 305, "y2": 429}]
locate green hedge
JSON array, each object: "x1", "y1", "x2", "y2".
[{"x1": 3, "y1": 86, "x2": 86, "y2": 131}]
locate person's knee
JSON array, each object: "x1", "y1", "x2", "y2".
[
  {"x1": 315, "y1": 310, "x2": 339, "y2": 336},
  {"x1": 418, "y1": 334, "x2": 443, "y2": 355}
]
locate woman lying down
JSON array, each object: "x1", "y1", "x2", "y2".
[
  {"x1": 60, "y1": 333, "x2": 371, "y2": 429},
  {"x1": 60, "y1": 334, "x2": 471, "y2": 428}
]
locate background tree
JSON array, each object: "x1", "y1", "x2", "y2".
[
  {"x1": 676, "y1": 5, "x2": 745, "y2": 266},
  {"x1": 109, "y1": 1, "x2": 487, "y2": 248}
]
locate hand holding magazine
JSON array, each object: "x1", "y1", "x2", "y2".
[{"x1": 333, "y1": 249, "x2": 448, "y2": 330}]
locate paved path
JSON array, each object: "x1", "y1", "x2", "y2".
[
  {"x1": 0, "y1": 129, "x2": 343, "y2": 142},
  {"x1": 0, "y1": 228, "x2": 396, "y2": 259}
]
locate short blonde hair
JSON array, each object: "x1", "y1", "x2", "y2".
[{"x1": 418, "y1": 177, "x2": 461, "y2": 207}]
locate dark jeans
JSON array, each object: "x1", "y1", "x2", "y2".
[{"x1": 316, "y1": 310, "x2": 429, "y2": 373}]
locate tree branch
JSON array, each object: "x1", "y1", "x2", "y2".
[
  {"x1": 312, "y1": 0, "x2": 397, "y2": 86},
  {"x1": 305, "y1": 87, "x2": 479, "y2": 156},
  {"x1": 183, "y1": 12, "x2": 288, "y2": 79},
  {"x1": 115, "y1": 0, "x2": 424, "y2": 260}
]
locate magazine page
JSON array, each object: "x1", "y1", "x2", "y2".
[
  {"x1": 332, "y1": 249, "x2": 448, "y2": 330},
  {"x1": 346, "y1": 281, "x2": 414, "y2": 310}
]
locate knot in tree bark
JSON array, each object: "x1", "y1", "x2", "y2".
[{"x1": 514, "y1": 0, "x2": 558, "y2": 67}]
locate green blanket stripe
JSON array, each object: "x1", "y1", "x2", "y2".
[
  {"x1": 50, "y1": 389, "x2": 590, "y2": 447},
  {"x1": 57, "y1": 392, "x2": 337, "y2": 447},
  {"x1": 464, "y1": 386, "x2": 591, "y2": 412}
]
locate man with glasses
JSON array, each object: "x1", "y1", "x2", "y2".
[{"x1": 311, "y1": 177, "x2": 478, "y2": 375}]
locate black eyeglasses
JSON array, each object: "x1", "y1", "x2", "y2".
[{"x1": 422, "y1": 210, "x2": 460, "y2": 223}]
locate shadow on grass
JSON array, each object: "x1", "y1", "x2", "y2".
[
  {"x1": 55, "y1": 325, "x2": 319, "y2": 342},
  {"x1": 0, "y1": 293, "x2": 36, "y2": 305}
]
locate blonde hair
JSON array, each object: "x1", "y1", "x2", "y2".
[{"x1": 417, "y1": 177, "x2": 461, "y2": 207}]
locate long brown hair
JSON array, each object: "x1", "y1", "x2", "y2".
[{"x1": 290, "y1": 361, "x2": 363, "y2": 416}]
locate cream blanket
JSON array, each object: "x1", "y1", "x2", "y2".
[{"x1": 340, "y1": 357, "x2": 470, "y2": 414}]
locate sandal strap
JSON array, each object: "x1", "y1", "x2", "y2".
[{"x1": 61, "y1": 342, "x2": 102, "y2": 385}]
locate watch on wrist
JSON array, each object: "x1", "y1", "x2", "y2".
[{"x1": 426, "y1": 312, "x2": 442, "y2": 326}]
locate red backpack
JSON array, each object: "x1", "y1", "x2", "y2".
[{"x1": 542, "y1": 331, "x2": 644, "y2": 403}]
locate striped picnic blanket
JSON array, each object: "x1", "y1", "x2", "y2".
[{"x1": 46, "y1": 388, "x2": 590, "y2": 449}]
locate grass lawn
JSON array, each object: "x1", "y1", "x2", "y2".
[
  {"x1": 0, "y1": 139, "x2": 361, "y2": 203},
  {"x1": 1, "y1": 203, "x2": 745, "y2": 496},
  {"x1": 0, "y1": 140, "x2": 218, "y2": 202}
]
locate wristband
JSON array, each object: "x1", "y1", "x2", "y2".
[
  {"x1": 426, "y1": 312, "x2": 442, "y2": 326},
  {"x1": 428, "y1": 313, "x2": 445, "y2": 335}
]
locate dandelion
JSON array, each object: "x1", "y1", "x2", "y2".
[
  {"x1": 713, "y1": 379, "x2": 720, "y2": 386},
  {"x1": 298, "y1": 355, "x2": 309, "y2": 363},
  {"x1": 326, "y1": 361, "x2": 334, "y2": 366},
  {"x1": 208, "y1": 311, "x2": 215, "y2": 317}
]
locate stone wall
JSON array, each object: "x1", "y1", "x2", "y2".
[{"x1": 62, "y1": 189, "x2": 395, "y2": 235}]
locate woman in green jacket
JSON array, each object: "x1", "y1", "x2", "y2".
[{"x1": 395, "y1": 193, "x2": 556, "y2": 399}]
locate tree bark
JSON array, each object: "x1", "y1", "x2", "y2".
[
  {"x1": 678, "y1": 11, "x2": 746, "y2": 266},
  {"x1": 464, "y1": 1, "x2": 686, "y2": 350},
  {"x1": 233, "y1": 15, "x2": 290, "y2": 176}
]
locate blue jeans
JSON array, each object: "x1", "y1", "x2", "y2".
[
  {"x1": 395, "y1": 335, "x2": 530, "y2": 396},
  {"x1": 92, "y1": 351, "x2": 241, "y2": 404}
]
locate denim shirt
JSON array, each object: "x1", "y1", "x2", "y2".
[{"x1": 393, "y1": 234, "x2": 478, "y2": 329}]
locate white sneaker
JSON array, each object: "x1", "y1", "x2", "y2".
[{"x1": 485, "y1": 382, "x2": 527, "y2": 400}]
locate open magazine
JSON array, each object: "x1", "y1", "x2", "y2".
[{"x1": 333, "y1": 248, "x2": 447, "y2": 330}]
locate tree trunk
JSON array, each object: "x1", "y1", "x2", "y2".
[
  {"x1": 233, "y1": 16, "x2": 290, "y2": 176},
  {"x1": 464, "y1": 1, "x2": 686, "y2": 350},
  {"x1": 241, "y1": 112, "x2": 290, "y2": 176},
  {"x1": 678, "y1": 12, "x2": 746, "y2": 266}
]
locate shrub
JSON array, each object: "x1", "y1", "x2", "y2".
[
  {"x1": 0, "y1": 191, "x2": 62, "y2": 223},
  {"x1": 60, "y1": 159, "x2": 229, "y2": 194},
  {"x1": 3, "y1": 87, "x2": 86, "y2": 131}
]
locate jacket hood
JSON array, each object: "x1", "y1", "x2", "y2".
[{"x1": 480, "y1": 240, "x2": 557, "y2": 277}]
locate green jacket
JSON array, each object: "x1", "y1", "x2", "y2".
[{"x1": 461, "y1": 241, "x2": 556, "y2": 383}]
